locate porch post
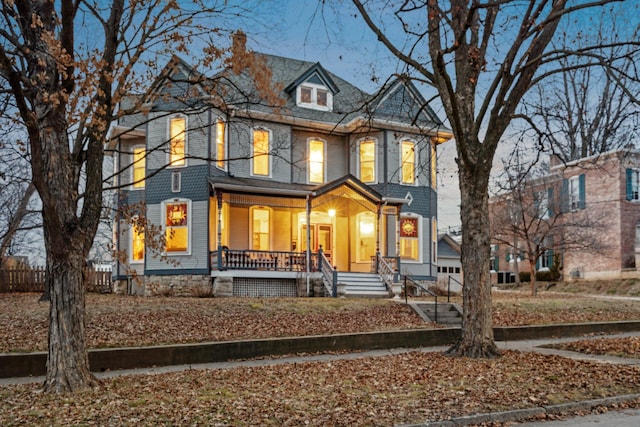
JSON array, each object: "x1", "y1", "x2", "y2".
[{"x1": 217, "y1": 190, "x2": 223, "y2": 270}]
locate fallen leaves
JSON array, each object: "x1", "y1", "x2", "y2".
[{"x1": 1, "y1": 350, "x2": 639, "y2": 426}]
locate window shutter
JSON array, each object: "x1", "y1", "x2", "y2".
[
  {"x1": 561, "y1": 178, "x2": 569, "y2": 213},
  {"x1": 578, "y1": 173, "x2": 586, "y2": 209},
  {"x1": 626, "y1": 168, "x2": 633, "y2": 201}
]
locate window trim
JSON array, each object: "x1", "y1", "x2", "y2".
[
  {"x1": 357, "y1": 137, "x2": 377, "y2": 184},
  {"x1": 249, "y1": 206, "x2": 272, "y2": 251},
  {"x1": 131, "y1": 145, "x2": 146, "y2": 190},
  {"x1": 215, "y1": 118, "x2": 227, "y2": 171},
  {"x1": 130, "y1": 220, "x2": 145, "y2": 264},
  {"x1": 627, "y1": 168, "x2": 640, "y2": 201},
  {"x1": 251, "y1": 127, "x2": 272, "y2": 177},
  {"x1": 307, "y1": 138, "x2": 326, "y2": 184},
  {"x1": 400, "y1": 139, "x2": 417, "y2": 186},
  {"x1": 162, "y1": 198, "x2": 192, "y2": 256},
  {"x1": 297, "y1": 83, "x2": 333, "y2": 111},
  {"x1": 167, "y1": 115, "x2": 187, "y2": 168},
  {"x1": 399, "y1": 213, "x2": 422, "y2": 263}
]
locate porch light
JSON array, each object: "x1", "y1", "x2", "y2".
[{"x1": 328, "y1": 209, "x2": 336, "y2": 217}]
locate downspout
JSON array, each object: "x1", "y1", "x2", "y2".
[{"x1": 306, "y1": 194, "x2": 311, "y2": 295}]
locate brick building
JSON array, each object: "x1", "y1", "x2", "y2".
[{"x1": 490, "y1": 148, "x2": 640, "y2": 282}]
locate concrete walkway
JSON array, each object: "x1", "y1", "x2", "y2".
[{"x1": 3, "y1": 331, "x2": 640, "y2": 426}]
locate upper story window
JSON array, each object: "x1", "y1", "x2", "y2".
[
  {"x1": 359, "y1": 138, "x2": 376, "y2": 183},
  {"x1": 534, "y1": 189, "x2": 553, "y2": 219},
  {"x1": 216, "y1": 119, "x2": 226, "y2": 170},
  {"x1": 132, "y1": 146, "x2": 145, "y2": 189},
  {"x1": 626, "y1": 168, "x2": 640, "y2": 201},
  {"x1": 252, "y1": 128, "x2": 270, "y2": 177},
  {"x1": 565, "y1": 174, "x2": 585, "y2": 211},
  {"x1": 163, "y1": 199, "x2": 191, "y2": 255},
  {"x1": 309, "y1": 138, "x2": 325, "y2": 184},
  {"x1": 401, "y1": 140, "x2": 416, "y2": 185},
  {"x1": 169, "y1": 116, "x2": 186, "y2": 167},
  {"x1": 297, "y1": 83, "x2": 333, "y2": 111}
]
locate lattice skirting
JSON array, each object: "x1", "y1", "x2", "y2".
[{"x1": 232, "y1": 278, "x2": 298, "y2": 297}]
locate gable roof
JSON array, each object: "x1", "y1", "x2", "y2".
[{"x1": 283, "y1": 62, "x2": 340, "y2": 95}]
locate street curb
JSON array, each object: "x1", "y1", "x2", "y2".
[{"x1": 400, "y1": 394, "x2": 640, "y2": 426}]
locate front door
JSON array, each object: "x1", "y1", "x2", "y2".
[{"x1": 300, "y1": 222, "x2": 333, "y2": 265}]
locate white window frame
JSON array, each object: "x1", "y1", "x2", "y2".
[
  {"x1": 171, "y1": 171, "x2": 182, "y2": 193},
  {"x1": 167, "y1": 115, "x2": 187, "y2": 168},
  {"x1": 249, "y1": 206, "x2": 272, "y2": 251},
  {"x1": 296, "y1": 82, "x2": 333, "y2": 112},
  {"x1": 630, "y1": 169, "x2": 640, "y2": 201},
  {"x1": 130, "y1": 145, "x2": 146, "y2": 190},
  {"x1": 161, "y1": 198, "x2": 192, "y2": 256},
  {"x1": 399, "y1": 213, "x2": 423, "y2": 263},
  {"x1": 568, "y1": 175, "x2": 580, "y2": 211},
  {"x1": 251, "y1": 127, "x2": 272, "y2": 177},
  {"x1": 307, "y1": 138, "x2": 327, "y2": 184},
  {"x1": 129, "y1": 218, "x2": 144, "y2": 264},
  {"x1": 400, "y1": 139, "x2": 418, "y2": 186},
  {"x1": 357, "y1": 137, "x2": 377, "y2": 184}
]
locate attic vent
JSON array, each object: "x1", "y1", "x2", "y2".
[{"x1": 171, "y1": 172, "x2": 181, "y2": 193}]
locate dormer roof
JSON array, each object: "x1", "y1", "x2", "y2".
[{"x1": 284, "y1": 62, "x2": 340, "y2": 95}]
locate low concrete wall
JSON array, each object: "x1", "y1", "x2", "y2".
[{"x1": 3, "y1": 321, "x2": 640, "y2": 379}]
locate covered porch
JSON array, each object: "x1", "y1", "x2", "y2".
[{"x1": 208, "y1": 175, "x2": 403, "y2": 296}]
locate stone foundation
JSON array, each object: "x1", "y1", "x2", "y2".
[{"x1": 135, "y1": 274, "x2": 213, "y2": 297}]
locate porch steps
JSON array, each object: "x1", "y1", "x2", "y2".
[
  {"x1": 412, "y1": 302, "x2": 463, "y2": 326},
  {"x1": 337, "y1": 272, "x2": 391, "y2": 298}
]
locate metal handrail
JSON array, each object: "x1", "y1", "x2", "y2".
[
  {"x1": 447, "y1": 275, "x2": 463, "y2": 303},
  {"x1": 403, "y1": 275, "x2": 438, "y2": 323}
]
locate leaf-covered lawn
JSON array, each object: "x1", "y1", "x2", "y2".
[
  {"x1": 2, "y1": 291, "x2": 640, "y2": 353},
  {"x1": 547, "y1": 336, "x2": 640, "y2": 359},
  {"x1": 1, "y1": 350, "x2": 639, "y2": 426}
]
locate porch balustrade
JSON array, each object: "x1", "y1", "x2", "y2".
[{"x1": 211, "y1": 249, "x2": 318, "y2": 272}]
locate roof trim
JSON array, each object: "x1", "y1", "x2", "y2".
[{"x1": 284, "y1": 62, "x2": 340, "y2": 95}]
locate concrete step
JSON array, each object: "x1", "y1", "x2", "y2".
[
  {"x1": 411, "y1": 302, "x2": 463, "y2": 325},
  {"x1": 337, "y1": 272, "x2": 389, "y2": 298}
]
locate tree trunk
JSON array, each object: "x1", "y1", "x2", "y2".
[
  {"x1": 42, "y1": 250, "x2": 98, "y2": 393},
  {"x1": 447, "y1": 160, "x2": 500, "y2": 358}
]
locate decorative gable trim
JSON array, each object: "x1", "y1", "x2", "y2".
[{"x1": 284, "y1": 62, "x2": 340, "y2": 95}]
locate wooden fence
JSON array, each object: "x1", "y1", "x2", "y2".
[{"x1": 0, "y1": 267, "x2": 112, "y2": 293}]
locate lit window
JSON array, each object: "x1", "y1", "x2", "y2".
[
  {"x1": 216, "y1": 119, "x2": 226, "y2": 169},
  {"x1": 252, "y1": 128, "x2": 270, "y2": 176},
  {"x1": 309, "y1": 139, "x2": 325, "y2": 183},
  {"x1": 169, "y1": 117, "x2": 186, "y2": 166},
  {"x1": 357, "y1": 212, "x2": 376, "y2": 262},
  {"x1": 164, "y1": 200, "x2": 190, "y2": 253},
  {"x1": 131, "y1": 224, "x2": 144, "y2": 262},
  {"x1": 400, "y1": 216, "x2": 420, "y2": 261},
  {"x1": 359, "y1": 139, "x2": 376, "y2": 183},
  {"x1": 251, "y1": 207, "x2": 270, "y2": 250},
  {"x1": 401, "y1": 140, "x2": 416, "y2": 184},
  {"x1": 132, "y1": 146, "x2": 145, "y2": 189}
]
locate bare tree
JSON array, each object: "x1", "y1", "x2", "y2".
[
  {"x1": 0, "y1": 0, "x2": 268, "y2": 393},
  {"x1": 519, "y1": 10, "x2": 640, "y2": 162},
  {"x1": 490, "y1": 153, "x2": 606, "y2": 296},
  {"x1": 352, "y1": 0, "x2": 640, "y2": 357}
]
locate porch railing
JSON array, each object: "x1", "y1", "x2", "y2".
[
  {"x1": 211, "y1": 249, "x2": 318, "y2": 272},
  {"x1": 376, "y1": 254, "x2": 396, "y2": 293},
  {"x1": 370, "y1": 255, "x2": 400, "y2": 276},
  {"x1": 318, "y1": 247, "x2": 337, "y2": 297}
]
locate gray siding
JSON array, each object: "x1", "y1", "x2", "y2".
[{"x1": 146, "y1": 164, "x2": 209, "y2": 204}]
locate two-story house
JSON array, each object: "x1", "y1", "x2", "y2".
[
  {"x1": 490, "y1": 148, "x2": 640, "y2": 283},
  {"x1": 110, "y1": 43, "x2": 452, "y2": 297}
]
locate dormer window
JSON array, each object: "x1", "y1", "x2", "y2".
[{"x1": 297, "y1": 83, "x2": 332, "y2": 111}]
